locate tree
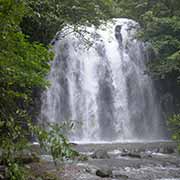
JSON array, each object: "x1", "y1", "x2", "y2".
[
  {"x1": 114, "y1": 0, "x2": 180, "y2": 82},
  {"x1": 114, "y1": 0, "x2": 180, "y2": 151},
  {"x1": 0, "y1": 1, "x2": 52, "y2": 178},
  {"x1": 21, "y1": 0, "x2": 114, "y2": 44},
  {"x1": 0, "y1": 0, "x2": 115, "y2": 178}
]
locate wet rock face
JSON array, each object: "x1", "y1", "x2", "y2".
[
  {"x1": 71, "y1": 142, "x2": 180, "y2": 180},
  {"x1": 158, "y1": 146, "x2": 175, "y2": 154},
  {"x1": 115, "y1": 25, "x2": 123, "y2": 45},
  {"x1": 160, "y1": 92, "x2": 174, "y2": 121}
]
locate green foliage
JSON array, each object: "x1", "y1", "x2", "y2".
[
  {"x1": 1, "y1": 0, "x2": 113, "y2": 178},
  {"x1": 1, "y1": 0, "x2": 114, "y2": 135},
  {"x1": 168, "y1": 114, "x2": 180, "y2": 152},
  {"x1": 114, "y1": 0, "x2": 180, "y2": 82},
  {"x1": 1, "y1": 117, "x2": 29, "y2": 180},
  {"x1": 21, "y1": 0, "x2": 114, "y2": 44},
  {"x1": 47, "y1": 123, "x2": 78, "y2": 162},
  {"x1": 0, "y1": 0, "x2": 52, "y2": 124},
  {"x1": 0, "y1": 0, "x2": 51, "y2": 179},
  {"x1": 1, "y1": 121, "x2": 78, "y2": 179},
  {"x1": 30, "y1": 122, "x2": 78, "y2": 168},
  {"x1": 7, "y1": 162, "x2": 26, "y2": 180}
]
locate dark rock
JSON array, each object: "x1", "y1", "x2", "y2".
[
  {"x1": 164, "y1": 146, "x2": 175, "y2": 154},
  {"x1": 128, "y1": 153, "x2": 141, "y2": 158},
  {"x1": 159, "y1": 146, "x2": 175, "y2": 154},
  {"x1": 114, "y1": 174, "x2": 128, "y2": 179},
  {"x1": 121, "y1": 148, "x2": 151, "y2": 158},
  {"x1": 96, "y1": 168, "x2": 112, "y2": 178},
  {"x1": 0, "y1": 165, "x2": 5, "y2": 180},
  {"x1": 121, "y1": 152, "x2": 141, "y2": 158},
  {"x1": 115, "y1": 25, "x2": 123, "y2": 45},
  {"x1": 91, "y1": 149, "x2": 110, "y2": 159},
  {"x1": 85, "y1": 166, "x2": 97, "y2": 174},
  {"x1": 160, "y1": 93, "x2": 174, "y2": 118}
]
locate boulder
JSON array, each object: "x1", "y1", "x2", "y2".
[
  {"x1": 121, "y1": 152, "x2": 141, "y2": 158},
  {"x1": 159, "y1": 146, "x2": 175, "y2": 154},
  {"x1": 96, "y1": 168, "x2": 113, "y2": 178},
  {"x1": 163, "y1": 146, "x2": 175, "y2": 154},
  {"x1": 91, "y1": 149, "x2": 110, "y2": 159},
  {"x1": 120, "y1": 148, "x2": 151, "y2": 158},
  {"x1": 85, "y1": 166, "x2": 97, "y2": 174}
]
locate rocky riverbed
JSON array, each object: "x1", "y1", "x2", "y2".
[
  {"x1": 1, "y1": 141, "x2": 178, "y2": 180},
  {"x1": 28, "y1": 141, "x2": 180, "y2": 180}
]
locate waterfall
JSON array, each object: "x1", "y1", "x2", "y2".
[{"x1": 41, "y1": 18, "x2": 166, "y2": 142}]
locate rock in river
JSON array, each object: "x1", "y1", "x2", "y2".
[
  {"x1": 91, "y1": 149, "x2": 110, "y2": 159},
  {"x1": 96, "y1": 168, "x2": 113, "y2": 178}
]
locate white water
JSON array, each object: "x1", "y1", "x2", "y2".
[{"x1": 41, "y1": 18, "x2": 166, "y2": 142}]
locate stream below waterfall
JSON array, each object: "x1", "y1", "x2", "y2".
[{"x1": 39, "y1": 142, "x2": 180, "y2": 180}]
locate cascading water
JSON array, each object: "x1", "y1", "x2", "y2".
[{"x1": 41, "y1": 18, "x2": 166, "y2": 142}]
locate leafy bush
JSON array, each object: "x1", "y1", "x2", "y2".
[
  {"x1": 1, "y1": 118, "x2": 29, "y2": 180},
  {"x1": 168, "y1": 114, "x2": 180, "y2": 152},
  {"x1": 0, "y1": 121, "x2": 78, "y2": 179},
  {"x1": 22, "y1": 0, "x2": 114, "y2": 44},
  {"x1": 30, "y1": 122, "x2": 78, "y2": 167},
  {"x1": 0, "y1": 0, "x2": 115, "y2": 179},
  {"x1": 6, "y1": 162, "x2": 26, "y2": 180}
]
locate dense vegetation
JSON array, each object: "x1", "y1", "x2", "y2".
[
  {"x1": 114, "y1": 0, "x2": 180, "y2": 82},
  {"x1": 22, "y1": 0, "x2": 113, "y2": 44},
  {"x1": 0, "y1": 0, "x2": 113, "y2": 179},
  {"x1": 113, "y1": 0, "x2": 180, "y2": 150}
]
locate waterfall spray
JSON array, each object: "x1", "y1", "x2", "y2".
[{"x1": 41, "y1": 18, "x2": 166, "y2": 142}]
